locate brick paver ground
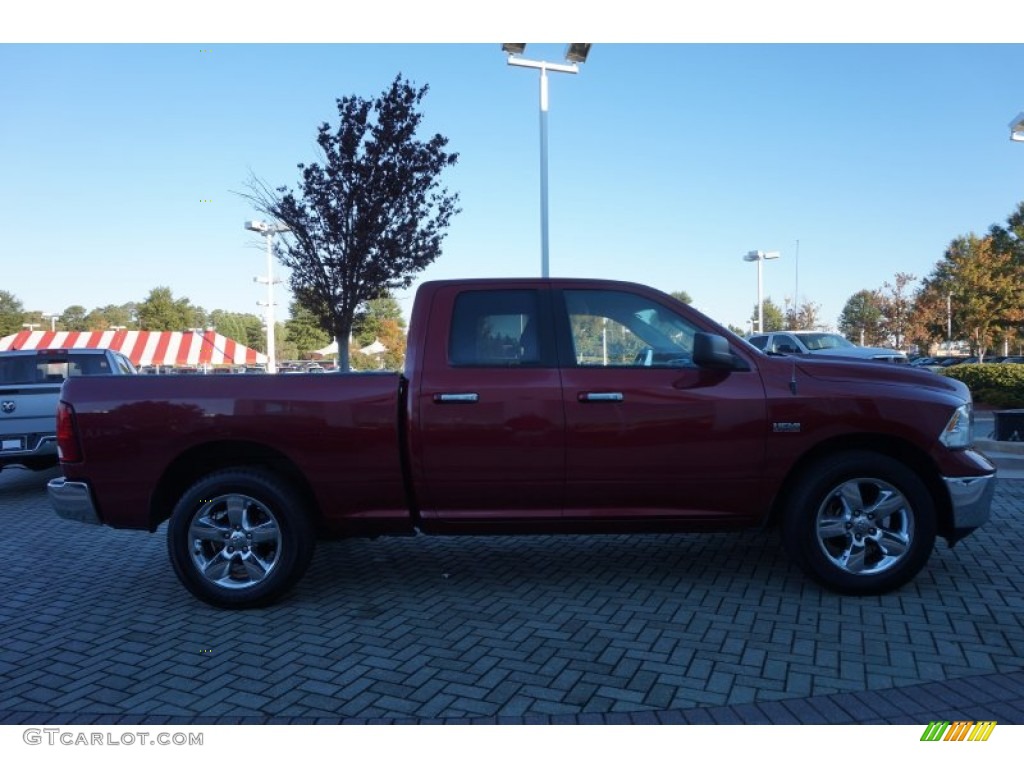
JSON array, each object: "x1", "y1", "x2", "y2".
[{"x1": 1, "y1": 465, "x2": 1022, "y2": 724}]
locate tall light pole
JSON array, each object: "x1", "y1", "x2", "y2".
[
  {"x1": 947, "y1": 293, "x2": 952, "y2": 354},
  {"x1": 1005, "y1": 115, "x2": 1022, "y2": 356},
  {"x1": 245, "y1": 220, "x2": 290, "y2": 374},
  {"x1": 743, "y1": 250, "x2": 780, "y2": 333},
  {"x1": 793, "y1": 239, "x2": 800, "y2": 312},
  {"x1": 502, "y1": 43, "x2": 591, "y2": 278}
]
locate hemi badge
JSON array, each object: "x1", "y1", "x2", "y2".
[{"x1": 773, "y1": 422, "x2": 801, "y2": 433}]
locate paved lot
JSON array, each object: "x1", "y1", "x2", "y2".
[{"x1": 1, "y1": 464, "x2": 1022, "y2": 725}]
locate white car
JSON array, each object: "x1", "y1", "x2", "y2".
[{"x1": 746, "y1": 331, "x2": 907, "y2": 364}]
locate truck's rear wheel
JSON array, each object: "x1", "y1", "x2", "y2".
[
  {"x1": 782, "y1": 451, "x2": 936, "y2": 595},
  {"x1": 167, "y1": 469, "x2": 314, "y2": 608}
]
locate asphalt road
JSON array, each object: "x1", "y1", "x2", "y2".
[{"x1": 1, "y1": 464, "x2": 1022, "y2": 725}]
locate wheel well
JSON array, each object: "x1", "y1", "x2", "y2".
[
  {"x1": 148, "y1": 441, "x2": 320, "y2": 532},
  {"x1": 768, "y1": 434, "x2": 953, "y2": 539}
]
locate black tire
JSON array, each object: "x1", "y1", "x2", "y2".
[
  {"x1": 167, "y1": 468, "x2": 315, "y2": 608},
  {"x1": 781, "y1": 451, "x2": 937, "y2": 595}
]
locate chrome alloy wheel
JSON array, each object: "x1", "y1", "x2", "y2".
[
  {"x1": 187, "y1": 493, "x2": 282, "y2": 589},
  {"x1": 814, "y1": 477, "x2": 914, "y2": 576}
]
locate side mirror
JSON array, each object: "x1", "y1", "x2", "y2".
[{"x1": 693, "y1": 332, "x2": 746, "y2": 370}]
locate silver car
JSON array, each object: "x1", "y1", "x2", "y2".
[
  {"x1": 0, "y1": 348, "x2": 136, "y2": 472},
  {"x1": 747, "y1": 331, "x2": 907, "y2": 363}
]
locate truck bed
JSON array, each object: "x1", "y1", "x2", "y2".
[{"x1": 59, "y1": 372, "x2": 409, "y2": 532}]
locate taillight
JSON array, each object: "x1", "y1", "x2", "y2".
[{"x1": 56, "y1": 401, "x2": 83, "y2": 462}]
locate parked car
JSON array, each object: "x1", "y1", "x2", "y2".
[
  {"x1": 49, "y1": 278, "x2": 994, "y2": 608},
  {"x1": 746, "y1": 331, "x2": 907, "y2": 363},
  {"x1": 920, "y1": 356, "x2": 955, "y2": 371},
  {"x1": 0, "y1": 348, "x2": 136, "y2": 473}
]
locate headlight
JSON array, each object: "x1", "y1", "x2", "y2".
[{"x1": 939, "y1": 404, "x2": 973, "y2": 449}]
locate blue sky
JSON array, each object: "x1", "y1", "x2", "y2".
[{"x1": 3, "y1": 7, "x2": 1024, "y2": 334}]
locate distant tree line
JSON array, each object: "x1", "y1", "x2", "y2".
[{"x1": 839, "y1": 202, "x2": 1024, "y2": 357}]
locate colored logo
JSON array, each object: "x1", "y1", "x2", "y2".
[
  {"x1": 1, "y1": 401, "x2": 15, "y2": 414},
  {"x1": 920, "y1": 721, "x2": 996, "y2": 742}
]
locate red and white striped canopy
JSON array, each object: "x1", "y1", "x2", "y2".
[{"x1": 0, "y1": 329, "x2": 267, "y2": 368}]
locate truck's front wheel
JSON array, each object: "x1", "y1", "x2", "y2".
[
  {"x1": 167, "y1": 469, "x2": 314, "y2": 608},
  {"x1": 782, "y1": 451, "x2": 937, "y2": 595}
]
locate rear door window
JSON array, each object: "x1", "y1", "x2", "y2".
[{"x1": 448, "y1": 290, "x2": 550, "y2": 367}]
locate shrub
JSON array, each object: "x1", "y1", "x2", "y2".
[{"x1": 941, "y1": 364, "x2": 1024, "y2": 408}]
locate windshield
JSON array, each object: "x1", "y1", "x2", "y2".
[{"x1": 799, "y1": 333, "x2": 855, "y2": 351}]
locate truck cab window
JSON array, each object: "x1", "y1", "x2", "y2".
[
  {"x1": 564, "y1": 290, "x2": 698, "y2": 368},
  {"x1": 449, "y1": 290, "x2": 543, "y2": 367}
]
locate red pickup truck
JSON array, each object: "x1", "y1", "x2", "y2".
[{"x1": 48, "y1": 278, "x2": 996, "y2": 608}]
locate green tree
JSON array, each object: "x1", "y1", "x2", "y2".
[
  {"x1": 59, "y1": 305, "x2": 89, "y2": 331},
  {"x1": 284, "y1": 301, "x2": 330, "y2": 358},
  {"x1": 910, "y1": 204, "x2": 1024, "y2": 357},
  {"x1": 784, "y1": 299, "x2": 821, "y2": 331},
  {"x1": 209, "y1": 311, "x2": 247, "y2": 347},
  {"x1": 351, "y1": 318, "x2": 407, "y2": 371},
  {"x1": 137, "y1": 287, "x2": 207, "y2": 331},
  {"x1": 85, "y1": 303, "x2": 138, "y2": 331},
  {"x1": 274, "y1": 321, "x2": 296, "y2": 363},
  {"x1": 669, "y1": 290, "x2": 693, "y2": 305},
  {"x1": 351, "y1": 294, "x2": 407, "y2": 370},
  {"x1": 0, "y1": 291, "x2": 26, "y2": 336},
  {"x1": 922, "y1": 234, "x2": 1022, "y2": 358},
  {"x1": 22, "y1": 309, "x2": 45, "y2": 331},
  {"x1": 243, "y1": 315, "x2": 267, "y2": 354},
  {"x1": 908, "y1": 279, "x2": 952, "y2": 354},
  {"x1": 751, "y1": 297, "x2": 786, "y2": 333},
  {"x1": 352, "y1": 295, "x2": 405, "y2": 345},
  {"x1": 185, "y1": 305, "x2": 209, "y2": 330},
  {"x1": 209, "y1": 310, "x2": 264, "y2": 349},
  {"x1": 986, "y1": 201, "x2": 1024, "y2": 355},
  {"x1": 878, "y1": 272, "x2": 917, "y2": 350},
  {"x1": 987, "y1": 200, "x2": 1024, "y2": 264},
  {"x1": 244, "y1": 75, "x2": 460, "y2": 371},
  {"x1": 839, "y1": 290, "x2": 885, "y2": 346}
]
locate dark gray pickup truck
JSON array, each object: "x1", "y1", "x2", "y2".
[{"x1": 0, "y1": 348, "x2": 136, "y2": 473}]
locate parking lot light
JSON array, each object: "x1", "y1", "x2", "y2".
[
  {"x1": 502, "y1": 43, "x2": 591, "y2": 278},
  {"x1": 743, "y1": 250, "x2": 780, "y2": 334},
  {"x1": 245, "y1": 220, "x2": 290, "y2": 374},
  {"x1": 1010, "y1": 112, "x2": 1024, "y2": 142}
]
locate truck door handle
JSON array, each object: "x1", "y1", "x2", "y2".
[
  {"x1": 578, "y1": 392, "x2": 624, "y2": 402},
  {"x1": 433, "y1": 393, "x2": 480, "y2": 404}
]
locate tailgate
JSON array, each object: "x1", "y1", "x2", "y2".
[{"x1": 0, "y1": 385, "x2": 62, "y2": 449}]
